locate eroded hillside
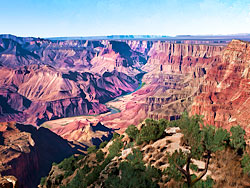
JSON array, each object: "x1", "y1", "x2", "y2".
[{"x1": 40, "y1": 116, "x2": 250, "y2": 188}]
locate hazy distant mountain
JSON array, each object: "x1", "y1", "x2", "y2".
[{"x1": 46, "y1": 34, "x2": 250, "y2": 41}]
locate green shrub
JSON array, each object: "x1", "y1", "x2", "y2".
[
  {"x1": 55, "y1": 174, "x2": 64, "y2": 185},
  {"x1": 65, "y1": 164, "x2": 91, "y2": 188},
  {"x1": 104, "y1": 149, "x2": 160, "y2": 188},
  {"x1": 241, "y1": 153, "x2": 250, "y2": 176},
  {"x1": 40, "y1": 176, "x2": 47, "y2": 186},
  {"x1": 138, "y1": 119, "x2": 165, "y2": 142},
  {"x1": 202, "y1": 125, "x2": 230, "y2": 153},
  {"x1": 190, "y1": 163, "x2": 199, "y2": 172},
  {"x1": 96, "y1": 150, "x2": 104, "y2": 162},
  {"x1": 125, "y1": 125, "x2": 139, "y2": 140},
  {"x1": 124, "y1": 141, "x2": 134, "y2": 149},
  {"x1": 158, "y1": 118, "x2": 169, "y2": 128},
  {"x1": 87, "y1": 145, "x2": 97, "y2": 154},
  {"x1": 58, "y1": 155, "x2": 77, "y2": 177},
  {"x1": 126, "y1": 148, "x2": 144, "y2": 170},
  {"x1": 99, "y1": 141, "x2": 108, "y2": 148},
  {"x1": 108, "y1": 138, "x2": 123, "y2": 158},
  {"x1": 191, "y1": 175, "x2": 214, "y2": 188},
  {"x1": 112, "y1": 132, "x2": 120, "y2": 140},
  {"x1": 135, "y1": 135, "x2": 143, "y2": 145},
  {"x1": 166, "y1": 113, "x2": 231, "y2": 187},
  {"x1": 230, "y1": 125, "x2": 246, "y2": 153},
  {"x1": 166, "y1": 150, "x2": 186, "y2": 182}
]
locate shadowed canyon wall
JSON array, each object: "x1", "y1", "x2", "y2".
[{"x1": 0, "y1": 122, "x2": 84, "y2": 188}]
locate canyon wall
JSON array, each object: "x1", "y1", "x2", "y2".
[
  {"x1": 142, "y1": 42, "x2": 223, "y2": 119},
  {"x1": 98, "y1": 42, "x2": 225, "y2": 132},
  {"x1": 0, "y1": 122, "x2": 83, "y2": 188},
  {"x1": 192, "y1": 40, "x2": 250, "y2": 135}
]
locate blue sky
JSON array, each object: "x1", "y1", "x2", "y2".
[{"x1": 1, "y1": 0, "x2": 249, "y2": 37}]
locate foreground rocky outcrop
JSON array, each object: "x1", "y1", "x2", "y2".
[
  {"x1": 51, "y1": 121, "x2": 115, "y2": 147},
  {"x1": 0, "y1": 122, "x2": 85, "y2": 188},
  {"x1": 40, "y1": 117, "x2": 250, "y2": 188},
  {"x1": 0, "y1": 175, "x2": 18, "y2": 188}
]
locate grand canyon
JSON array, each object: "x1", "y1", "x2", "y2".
[{"x1": 1, "y1": 34, "x2": 250, "y2": 187}]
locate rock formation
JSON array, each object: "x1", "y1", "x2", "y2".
[
  {"x1": 0, "y1": 36, "x2": 147, "y2": 125},
  {"x1": 98, "y1": 42, "x2": 224, "y2": 132},
  {"x1": 192, "y1": 40, "x2": 250, "y2": 135},
  {"x1": 51, "y1": 121, "x2": 115, "y2": 147},
  {"x1": 0, "y1": 122, "x2": 84, "y2": 188},
  {"x1": 0, "y1": 64, "x2": 138, "y2": 125}
]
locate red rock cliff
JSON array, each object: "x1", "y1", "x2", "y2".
[
  {"x1": 192, "y1": 40, "x2": 250, "y2": 135},
  {"x1": 143, "y1": 41, "x2": 223, "y2": 74}
]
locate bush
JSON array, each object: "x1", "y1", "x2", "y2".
[
  {"x1": 87, "y1": 145, "x2": 97, "y2": 154},
  {"x1": 135, "y1": 135, "x2": 143, "y2": 145},
  {"x1": 104, "y1": 149, "x2": 160, "y2": 188},
  {"x1": 202, "y1": 125, "x2": 230, "y2": 153},
  {"x1": 138, "y1": 119, "x2": 165, "y2": 142},
  {"x1": 124, "y1": 141, "x2": 134, "y2": 149},
  {"x1": 166, "y1": 114, "x2": 231, "y2": 187},
  {"x1": 241, "y1": 153, "x2": 250, "y2": 176},
  {"x1": 112, "y1": 132, "x2": 120, "y2": 140},
  {"x1": 125, "y1": 125, "x2": 139, "y2": 140},
  {"x1": 40, "y1": 176, "x2": 47, "y2": 186},
  {"x1": 166, "y1": 150, "x2": 186, "y2": 182},
  {"x1": 96, "y1": 150, "x2": 104, "y2": 162},
  {"x1": 65, "y1": 164, "x2": 91, "y2": 188},
  {"x1": 55, "y1": 174, "x2": 64, "y2": 185},
  {"x1": 230, "y1": 125, "x2": 246, "y2": 153},
  {"x1": 58, "y1": 155, "x2": 77, "y2": 177},
  {"x1": 108, "y1": 138, "x2": 123, "y2": 158},
  {"x1": 158, "y1": 118, "x2": 169, "y2": 128},
  {"x1": 191, "y1": 175, "x2": 214, "y2": 188},
  {"x1": 99, "y1": 141, "x2": 108, "y2": 148}
]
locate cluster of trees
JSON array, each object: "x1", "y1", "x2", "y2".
[
  {"x1": 61, "y1": 135, "x2": 124, "y2": 188},
  {"x1": 104, "y1": 148, "x2": 161, "y2": 188},
  {"x1": 125, "y1": 118, "x2": 169, "y2": 145},
  {"x1": 40, "y1": 155, "x2": 84, "y2": 187},
  {"x1": 168, "y1": 113, "x2": 250, "y2": 187},
  {"x1": 125, "y1": 113, "x2": 250, "y2": 187}
]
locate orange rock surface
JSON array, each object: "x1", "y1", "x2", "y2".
[{"x1": 192, "y1": 40, "x2": 250, "y2": 135}]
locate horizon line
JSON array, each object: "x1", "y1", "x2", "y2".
[{"x1": 1, "y1": 33, "x2": 250, "y2": 39}]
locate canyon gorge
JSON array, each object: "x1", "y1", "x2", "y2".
[{"x1": 1, "y1": 34, "x2": 250, "y2": 187}]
